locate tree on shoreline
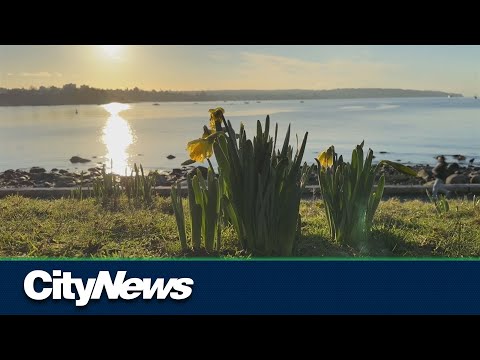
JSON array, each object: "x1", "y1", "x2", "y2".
[{"x1": 0, "y1": 85, "x2": 461, "y2": 106}]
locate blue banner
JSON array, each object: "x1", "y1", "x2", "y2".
[{"x1": 1, "y1": 260, "x2": 480, "y2": 315}]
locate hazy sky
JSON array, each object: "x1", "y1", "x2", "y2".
[{"x1": 1, "y1": 45, "x2": 479, "y2": 96}]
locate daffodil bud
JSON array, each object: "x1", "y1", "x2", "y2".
[
  {"x1": 317, "y1": 146, "x2": 335, "y2": 169},
  {"x1": 209, "y1": 107, "x2": 225, "y2": 131}
]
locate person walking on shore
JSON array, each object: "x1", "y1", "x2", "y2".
[{"x1": 432, "y1": 155, "x2": 451, "y2": 198}]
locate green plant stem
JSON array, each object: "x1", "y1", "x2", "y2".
[{"x1": 207, "y1": 158, "x2": 215, "y2": 174}]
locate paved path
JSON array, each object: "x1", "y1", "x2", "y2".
[{"x1": 1, "y1": 184, "x2": 480, "y2": 199}]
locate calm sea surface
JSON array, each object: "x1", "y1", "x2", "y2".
[{"x1": 0, "y1": 97, "x2": 479, "y2": 174}]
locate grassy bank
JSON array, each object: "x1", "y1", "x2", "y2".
[{"x1": 0, "y1": 195, "x2": 479, "y2": 258}]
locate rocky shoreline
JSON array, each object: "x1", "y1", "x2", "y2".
[
  {"x1": 1, "y1": 162, "x2": 480, "y2": 189},
  {"x1": 0, "y1": 165, "x2": 208, "y2": 189},
  {"x1": 379, "y1": 163, "x2": 480, "y2": 185}
]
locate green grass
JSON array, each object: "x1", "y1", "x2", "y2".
[{"x1": 0, "y1": 195, "x2": 479, "y2": 258}]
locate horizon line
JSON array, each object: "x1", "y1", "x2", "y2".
[{"x1": 0, "y1": 85, "x2": 463, "y2": 95}]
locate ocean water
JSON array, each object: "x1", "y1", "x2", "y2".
[{"x1": 0, "y1": 97, "x2": 479, "y2": 174}]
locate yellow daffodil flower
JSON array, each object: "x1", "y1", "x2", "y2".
[
  {"x1": 187, "y1": 138, "x2": 213, "y2": 163},
  {"x1": 187, "y1": 130, "x2": 222, "y2": 163},
  {"x1": 209, "y1": 107, "x2": 225, "y2": 131},
  {"x1": 317, "y1": 146, "x2": 335, "y2": 168}
]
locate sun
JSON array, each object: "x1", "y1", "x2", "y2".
[{"x1": 100, "y1": 45, "x2": 122, "y2": 59}]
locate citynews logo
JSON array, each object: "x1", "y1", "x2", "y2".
[{"x1": 24, "y1": 270, "x2": 194, "y2": 307}]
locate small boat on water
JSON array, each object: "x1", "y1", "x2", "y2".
[
  {"x1": 244, "y1": 101, "x2": 249, "y2": 104},
  {"x1": 300, "y1": 100, "x2": 304, "y2": 103}
]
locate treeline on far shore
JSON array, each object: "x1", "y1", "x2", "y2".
[{"x1": 0, "y1": 84, "x2": 462, "y2": 106}]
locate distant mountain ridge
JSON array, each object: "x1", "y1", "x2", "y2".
[
  {"x1": 204, "y1": 88, "x2": 463, "y2": 100},
  {"x1": 0, "y1": 85, "x2": 463, "y2": 106}
]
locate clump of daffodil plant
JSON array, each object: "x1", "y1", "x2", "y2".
[
  {"x1": 171, "y1": 108, "x2": 225, "y2": 253},
  {"x1": 315, "y1": 142, "x2": 417, "y2": 252},
  {"x1": 171, "y1": 167, "x2": 222, "y2": 253},
  {"x1": 174, "y1": 107, "x2": 310, "y2": 256},
  {"x1": 213, "y1": 111, "x2": 310, "y2": 256}
]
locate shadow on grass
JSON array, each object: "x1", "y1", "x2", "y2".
[
  {"x1": 177, "y1": 248, "x2": 250, "y2": 258},
  {"x1": 296, "y1": 216, "x2": 449, "y2": 258},
  {"x1": 369, "y1": 225, "x2": 447, "y2": 257},
  {"x1": 174, "y1": 240, "x2": 352, "y2": 258},
  {"x1": 296, "y1": 235, "x2": 354, "y2": 257}
]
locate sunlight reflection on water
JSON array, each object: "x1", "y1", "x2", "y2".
[{"x1": 101, "y1": 103, "x2": 135, "y2": 174}]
